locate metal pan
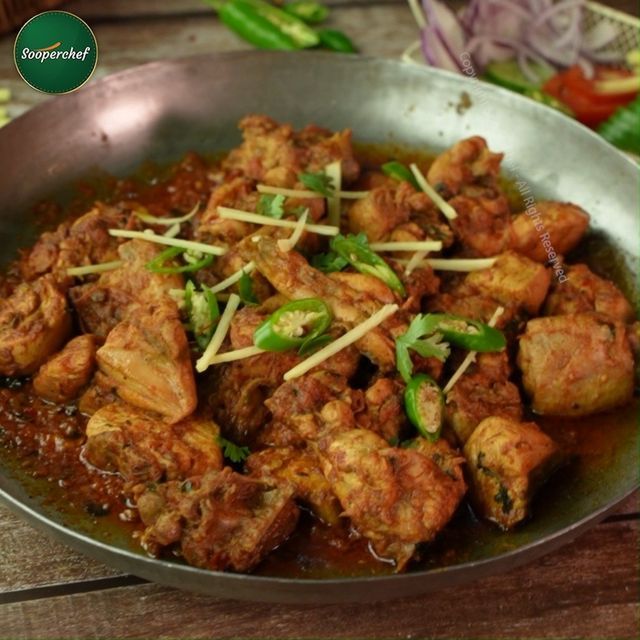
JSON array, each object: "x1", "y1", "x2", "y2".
[{"x1": 0, "y1": 51, "x2": 638, "y2": 604}]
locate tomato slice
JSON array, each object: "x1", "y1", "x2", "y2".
[{"x1": 543, "y1": 65, "x2": 638, "y2": 127}]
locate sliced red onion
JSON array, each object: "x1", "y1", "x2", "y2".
[
  {"x1": 527, "y1": 29, "x2": 580, "y2": 66},
  {"x1": 533, "y1": 0, "x2": 585, "y2": 27},
  {"x1": 577, "y1": 56, "x2": 595, "y2": 79},
  {"x1": 459, "y1": 0, "x2": 479, "y2": 31},
  {"x1": 480, "y1": 0, "x2": 532, "y2": 21},
  {"x1": 554, "y1": 7, "x2": 582, "y2": 47},
  {"x1": 517, "y1": 49, "x2": 557, "y2": 83},
  {"x1": 421, "y1": 0, "x2": 467, "y2": 63},
  {"x1": 420, "y1": 24, "x2": 463, "y2": 73},
  {"x1": 517, "y1": 51, "x2": 541, "y2": 83},
  {"x1": 419, "y1": 0, "x2": 628, "y2": 81}
]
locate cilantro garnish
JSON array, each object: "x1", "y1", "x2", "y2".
[
  {"x1": 299, "y1": 170, "x2": 335, "y2": 197},
  {"x1": 311, "y1": 233, "x2": 371, "y2": 273},
  {"x1": 217, "y1": 435, "x2": 250, "y2": 463},
  {"x1": 257, "y1": 194, "x2": 285, "y2": 219},
  {"x1": 311, "y1": 250, "x2": 348, "y2": 273},
  {"x1": 395, "y1": 314, "x2": 450, "y2": 383}
]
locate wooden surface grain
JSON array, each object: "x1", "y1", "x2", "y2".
[
  {"x1": 0, "y1": 1, "x2": 639, "y2": 638},
  {"x1": 1, "y1": 517, "x2": 638, "y2": 639}
]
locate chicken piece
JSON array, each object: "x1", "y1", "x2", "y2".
[
  {"x1": 510, "y1": 201, "x2": 589, "y2": 262},
  {"x1": 70, "y1": 240, "x2": 184, "y2": 338},
  {"x1": 231, "y1": 303, "x2": 360, "y2": 378},
  {"x1": 427, "y1": 136, "x2": 503, "y2": 199},
  {"x1": 318, "y1": 429, "x2": 466, "y2": 569},
  {"x1": 411, "y1": 436, "x2": 467, "y2": 480},
  {"x1": 347, "y1": 181, "x2": 440, "y2": 244},
  {"x1": 328, "y1": 272, "x2": 396, "y2": 304},
  {"x1": 298, "y1": 123, "x2": 360, "y2": 183},
  {"x1": 401, "y1": 265, "x2": 441, "y2": 313},
  {"x1": 18, "y1": 223, "x2": 68, "y2": 282},
  {"x1": 445, "y1": 352, "x2": 523, "y2": 445},
  {"x1": 544, "y1": 264, "x2": 635, "y2": 323},
  {"x1": 85, "y1": 403, "x2": 223, "y2": 489},
  {"x1": 195, "y1": 177, "x2": 257, "y2": 246},
  {"x1": 448, "y1": 194, "x2": 511, "y2": 257},
  {"x1": 355, "y1": 378, "x2": 406, "y2": 442},
  {"x1": 518, "y1": 313, "x2": 634, "y2": 416},
  {"x1": 0, "y1": 275, "x2": 71, "y2": 376},
  {"x1": 238, "y1": 236, "x2": 397, "y2": 370},
  {"x1": 348, "y1": 184, "x2": 411, "y2": 241},
  {"x1": 261, "y1": 370, "x2": 358, "y2": 446},
  {"x1": 464, "y1": 251, "x2": 551, "y2": 315},
  {"x1": 96, "y1": 305, "x2": 197, "y2": 423},
  {"x1": 77, "y1": 372, "x2": 119, "y2": 416},
  {"x1": 247, "y1": 446, "x2": 341, "y2": 525},
  {"x1": 223, "y1": 115, "x2": 359, "y2": 187},
  {"x1": 211, "y1": 350, "x2": 301, "y2": 445},
  {"x1": 57, "y1": 204, "x2": 132, "y2": 270},
  {"x1": 33, "y1": 335, "x2": 97, "y2": 403},
  {"x1": 464, "y1": 416, "x2": 561, "y2": 528},
  {"x1": 137, "y1": 467, "x2": 298, "y2": 572},
  {"x1": 427, "y1": 289, "x2": 516, "y2": 330},
  {"x1": 20, "y1": 203, "x2": 132, "y2": 283}
]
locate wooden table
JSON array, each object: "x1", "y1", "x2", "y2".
[{"x1": 0, "y1": 1, "x2": 638, "y2": 637}]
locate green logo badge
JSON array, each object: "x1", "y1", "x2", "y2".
[{"x1": 14, "y1": 11, "x2": 98, "y2": 94}]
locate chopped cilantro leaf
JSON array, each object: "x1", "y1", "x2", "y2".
[
  {"x1": 299, "y1": 170, "x2": 335, "y2": 197},
  {"x1": 217, "y1": 435, "x2": 250, "y2": 463},
  {"x1": 311, "y1": 250, "x2": 348, "y2": 272},
  {"x1": 494, "y1": 484, "x2": 514, "y2": 514},
  {"x1": 395, "y1": 314, "x2": 451, "y2": 383},
  {"x1": 257, "y1": 194, "x2": 285, "y2": 219}
]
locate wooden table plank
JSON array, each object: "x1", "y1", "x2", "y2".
[
  {"x1": 0, "y1": 519, "x2": 637, "y2": 639},
  {"x1": 63, "y1": 0, "x2": 406, "y2": 20},
  {"x1": 0, "y1": 505, "x2": 122, "y2": 594},
  {"x1": 0, "y1": 4, "x2": 418, "y2": 117},
  {"x1": 0, "y1": 491, "x2": 637, "y2": 593}
]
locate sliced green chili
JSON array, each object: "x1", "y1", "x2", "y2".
[
  {"x1": 404, "y1": 374, "x2": 444, "y2": 441},
  {"x1": 253, "y1": 298, "x2": 332, "y2": 352},
  {"x1": 239, "y1": 271, "x2": 258, "y2": 305},
  {"x1": 190, "y1": 285, "x2": 220, "y2": 350},
  {"x1": 218, "y1": 0, "x2": 298, "y2": 50},
  {"x1": 432, "y1": 314, "x2": 506, "y2": 352},
  {"x1": 146, "y1": 246, "x2": 214, "y2": 274},
  {"x1": 330, "y1": 233, "x2": 405, "y2": 296},
  {"x1": 240, "y1": 0, "x2": 320, "y2": 48},
  {"x1": 317, "y1": 28, "x2": 357, "y2": 53},
  {"x1": 283, "y1": 1, "x2": 328, "y2": 24},
  {"x1": 381, "y1": 161, "x2": 420, "y2": 190}
]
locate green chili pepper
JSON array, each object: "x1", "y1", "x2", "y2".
[
  {"x1": 184, "y1": 280, "x2": 196, "y2": 313},
  {"x1": 218, "y1": 0, "x2": 298, "y2": 50},
  {"x1": 240, "y1": 0, "x2": 320, "y2": 48},
  {"x1": 253, "y1": 298, "x2": 332, "y2": 352},
  {"x1": 404, "y1": 374, "x2": 444, "y2": 441},
  {"x1": 330, "y1": 233, "x2": 405, "y2": 296},
  {"x1": 189, "y1": 285, "x2": 220, "y2": 350},
  {"x1": 239, "y1": 271, "x2": 258, "y2": 305},
  {"x1": 283, "y1": 1, "x2": 328, "y2": 24},
  {"x1": 317, "y1": 28, "x2": 357, "y2": 53},
  {"x1": 146, "y1": 247, "x2": 214, "y2": 274},
  {"x1": 381, "y1": 161, "x2": 420, "y2": 190},
  {"x1": 432, "y1": 314, "x2": 506, "y2": 352}
]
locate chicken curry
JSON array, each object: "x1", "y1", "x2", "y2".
[{"x1": 0, "y1": 115, "x2": 637, "y2": 575}]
